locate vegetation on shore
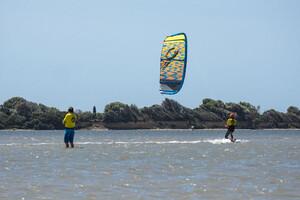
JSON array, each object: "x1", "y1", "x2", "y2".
[{"x1": 0, "y1": 97, "x2": 300, "y2": 130}]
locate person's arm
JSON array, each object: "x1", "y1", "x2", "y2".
[{"x1": 62, "y1": 115, "x2": 67, "y2": 125}]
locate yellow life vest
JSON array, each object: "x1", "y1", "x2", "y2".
[
  {"x1": 226, "y1": 118, "x2": 237, "y2": 127},
  {"x1": 63, "y1": 112, "x2": 76, "y2": 128}
]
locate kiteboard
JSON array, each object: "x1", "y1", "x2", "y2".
[
  {"x1": 230, "y1": 138, "x2": 237, "y2": 143},
  {"x1": 160, "y1": 33, "x2": 187, "y2": 95}
]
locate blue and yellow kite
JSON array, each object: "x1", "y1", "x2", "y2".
[{"x1": 160, "y1": 33, "x2": 188, "y2": 95}]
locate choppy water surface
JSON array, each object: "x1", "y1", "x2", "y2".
[{"x1": 0, "y1": 129, "x2": 299, "y2": 200}]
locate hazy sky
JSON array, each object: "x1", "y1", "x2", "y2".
[{"x1": 1, "y1": 0, "x2": 300, "y2": 112}]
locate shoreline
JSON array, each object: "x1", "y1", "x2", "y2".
[{"x1": 1, "y1": 128, "x2": 300, "y2": 132}]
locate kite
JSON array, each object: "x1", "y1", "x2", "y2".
[{"x1": 160, "y1": 33, "x2": 188, "y2": 95}]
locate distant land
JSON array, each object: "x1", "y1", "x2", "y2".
[{"x1": 0, "y1": 97, "x2": 300, "y2": 130}]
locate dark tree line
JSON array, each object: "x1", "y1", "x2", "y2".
[
  {"x1": 0, "y1": 97, "x2": 300, "y2": 130},
  {"x1": 103, "y1": 98, "x2": 300, "y2": 129},
  {"x1": 0, "y1": 97, "x2": 64, "y2": 130},
  {"x1": 0, "y1": 97, "x2": 102, "y2": 130}
]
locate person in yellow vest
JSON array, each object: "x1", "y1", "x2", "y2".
[
  {"x1": 63, "y1": 107, "x2": 77, "y2": 148},
  {"x1": 225, "y1": 113, "x2": 237, "y2": 142}
]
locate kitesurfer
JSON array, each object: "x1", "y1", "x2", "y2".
[
  {"x1": 63, "y1": 107, "x2": 77, "y2": 148},
  {"x1": 225, "y1": 113, "x2": 237, "y2": 142}
]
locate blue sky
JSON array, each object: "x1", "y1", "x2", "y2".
[{"x1": 1, "y1": 0, "x2": 300, "y2": 112}]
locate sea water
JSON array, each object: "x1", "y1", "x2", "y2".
[{"x1": 0, "y1": 129, "x2": 299, "y2": 200}]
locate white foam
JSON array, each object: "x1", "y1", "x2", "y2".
[
  {"x1": 0, "y1": 139, "x2": 248, "y2": 146},
  {"x1": 0, "y1": 142, "x2": 58, "y2": 146},
  {"x1": 204, "y1": 138, "x2": 249, "y2": 144},
  {"x1": 203, "y1": 139, "x2": 233, "y2": 144}
]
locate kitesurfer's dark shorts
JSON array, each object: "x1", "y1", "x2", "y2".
[
  {"x1": 64, "y1": 128, "x2": 75, "y2": 143},
  {"x1": 225, "y1": 126, "x2": 235, "y2": 139},
  {"x1": 228, "y1": 126, "x2": 235, "y2": 132}
]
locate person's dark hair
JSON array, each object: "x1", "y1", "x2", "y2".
[{"x1": 68, "y1": 107, "x2": 74, "y2": 113}]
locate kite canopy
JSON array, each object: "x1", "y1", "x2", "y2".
[{"x1": 160, "y1": 33, "x2": 188, "y2": 95}]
